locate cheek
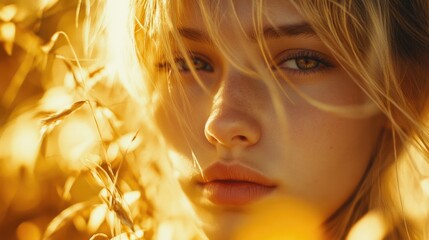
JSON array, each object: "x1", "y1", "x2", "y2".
[
  {"x1": 154, "y1": 89, "x2": 211, "y2": 157},
  {"x1": 299, "y1": 73, "x2": 368, "y2": 106},
  {"x1": 274, "y1": 108, "x2": 384, "y2": 217}
]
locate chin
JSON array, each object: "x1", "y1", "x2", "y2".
[{"x1": 202, "y1": 210, "x2": 246, "y2": 240}]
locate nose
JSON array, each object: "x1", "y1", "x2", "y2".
[{"x1": 204, "y1": 73, "x2": 262, "y2": 148}]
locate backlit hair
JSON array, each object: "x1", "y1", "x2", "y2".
[{"x1": 105, "y1": 0, "x2": 429, "y2": 239}]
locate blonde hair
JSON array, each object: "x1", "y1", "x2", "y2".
[
  {"x1": 110, "y1": 0, "x2": 429, "y2": 239},
  {"x1": 290, "y1": 1, "x2": 429, "y2": 239}
]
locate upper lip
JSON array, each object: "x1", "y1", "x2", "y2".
[{"x1": 197, "y1": 162, "x2": 277, "y2": 187}]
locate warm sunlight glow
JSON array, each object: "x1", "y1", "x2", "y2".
[
  {"x1": 0, "y1": 22, "x2": 15, "y2": 54},
  {"x1": 0, "y1": 22, "x2": 15, "y2": 41},
  {"x1": 40, "y1": 0, "x2": 60, "y2": 10},
  {"x1": 57, "y1": 117, "x2": 98, "y2": 170},
  {"x1": 40, "y1": 87, "x2": 74, "y2": 112},
  {"x1": 233, "y1": 197, "x2": 324, "y2": 240},
  {"x1": 11, "y1": 122, "x2": 40, "y2": 168},
  {"x1": 104, "y1": 0, "x2": 131, "y2": 74},
  {"x1": 73, "y1": 215, "x2": 87, "y2": 232},
  {"x1": 16, "y1": 221, "x2": 41, "y2": 240},
  {"x1": 395, "y1": 149, "x2": 429, "y2": 219},
  {"x1": 1, "y1": 1, "x2": 428, "y2": 240},
  {"x1": 87, "y1": 204, "x2": 107, "y2": 233},
  {"x1": 421, "y1": 178, "x2": 429, "y2": 197},
  {"x1": 117, "y1": 133, "x2": 142, "y2": 153},
  {"x1": 0, "y1": 4, "x2": 17, "y2": 22},
  {"x1": 123, "y1": 191, "x2": 141, "y2": 206},
  {"x1": 0, "y1": 116, "x2": 41, "y2": 173},
  {"x1": 346, "y1": 210, "x2": 387, "y2": 240},
  {"x1": 156, "y1": 222, "x2": 174, "y2": 240}
]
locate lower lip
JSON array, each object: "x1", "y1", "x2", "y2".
[{"x1": 201, "y1": 181, "x2": 276, "y2": 206}]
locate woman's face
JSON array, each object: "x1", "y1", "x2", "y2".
[{"x1": 155, "y1": 0, "x2": 384, "y2": 238}]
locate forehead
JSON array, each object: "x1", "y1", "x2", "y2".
[{"x1": 179, "y1": 0, "x2": 307, "y2": 30}]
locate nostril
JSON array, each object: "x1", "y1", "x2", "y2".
[
  {"x1": 208, "y1": 135, "x2": 248, "y2": 145},
  {"x1": 235, "y1": 135, "x2": 247, "y2": 141}
]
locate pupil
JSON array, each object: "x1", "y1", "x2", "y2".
[
  {"x1": 297, "y1": 58, "x2": 318, "y2": 70},
  {"x1": 194, "y1": 59, "x2": 202, "y2": 68}
]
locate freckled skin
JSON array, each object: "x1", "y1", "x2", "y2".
[{"x1": 155, "y1": 0, "x2": 385, "y2": 239}]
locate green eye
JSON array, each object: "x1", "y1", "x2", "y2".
[
  {"x1": 156, "y1": 53, "x2": 214, "y2": 73},
  {"x1": 274, "y1": 49, "x2": 334, "y2": 75},
  {"x1": 176, "y1": 56, "x2": 214, "y2": 72}
]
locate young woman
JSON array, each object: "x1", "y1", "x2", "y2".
[{"x1": 99, "y1": 0, "x2": 429, "y2": 239}]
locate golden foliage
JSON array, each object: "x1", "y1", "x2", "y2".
[{"x1": 0, "y1": 1, "x2": 153, "y2": 239}]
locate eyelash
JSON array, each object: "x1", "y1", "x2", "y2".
[
  {"x1": 157, "y1": 53, "x2": 214, "y2": 73},
  {"x1": 157, "y1": 50, "x2": 334, "y2": 75},
  {"x1": 274, "y1": 50, "x2": 334, "y2": 75}
]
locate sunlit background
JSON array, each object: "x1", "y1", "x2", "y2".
[
  {"x1": 1, "y1": 1, "x2": 428, "y2": 240},
  {"x1": 0, "y1": 0, "x2": 147, "y2": 239}
]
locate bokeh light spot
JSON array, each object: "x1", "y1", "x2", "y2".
[
  {"x1": 420, "y1": 178, "x2": 429, "y2": 197},
  {"x1": 347, "y1": 210, "x2": 387, "y2": 240},
  {"x1": 233, "y1": 196, "x2": 324, "y2": 240},
  {"x1": 57, "y1": 118, "x2": 98, "y2": 170},
  {"x1": 16, "y1": 221, "x2": 41, "y2": 240}
]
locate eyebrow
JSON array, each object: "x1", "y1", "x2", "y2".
[{"x1": 177, "y1": 23, "x2": 316, "y2": 43}]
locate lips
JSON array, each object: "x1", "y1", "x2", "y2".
[{"x1": 197, "y1": 162, "x2": 277, "y2": 206}]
